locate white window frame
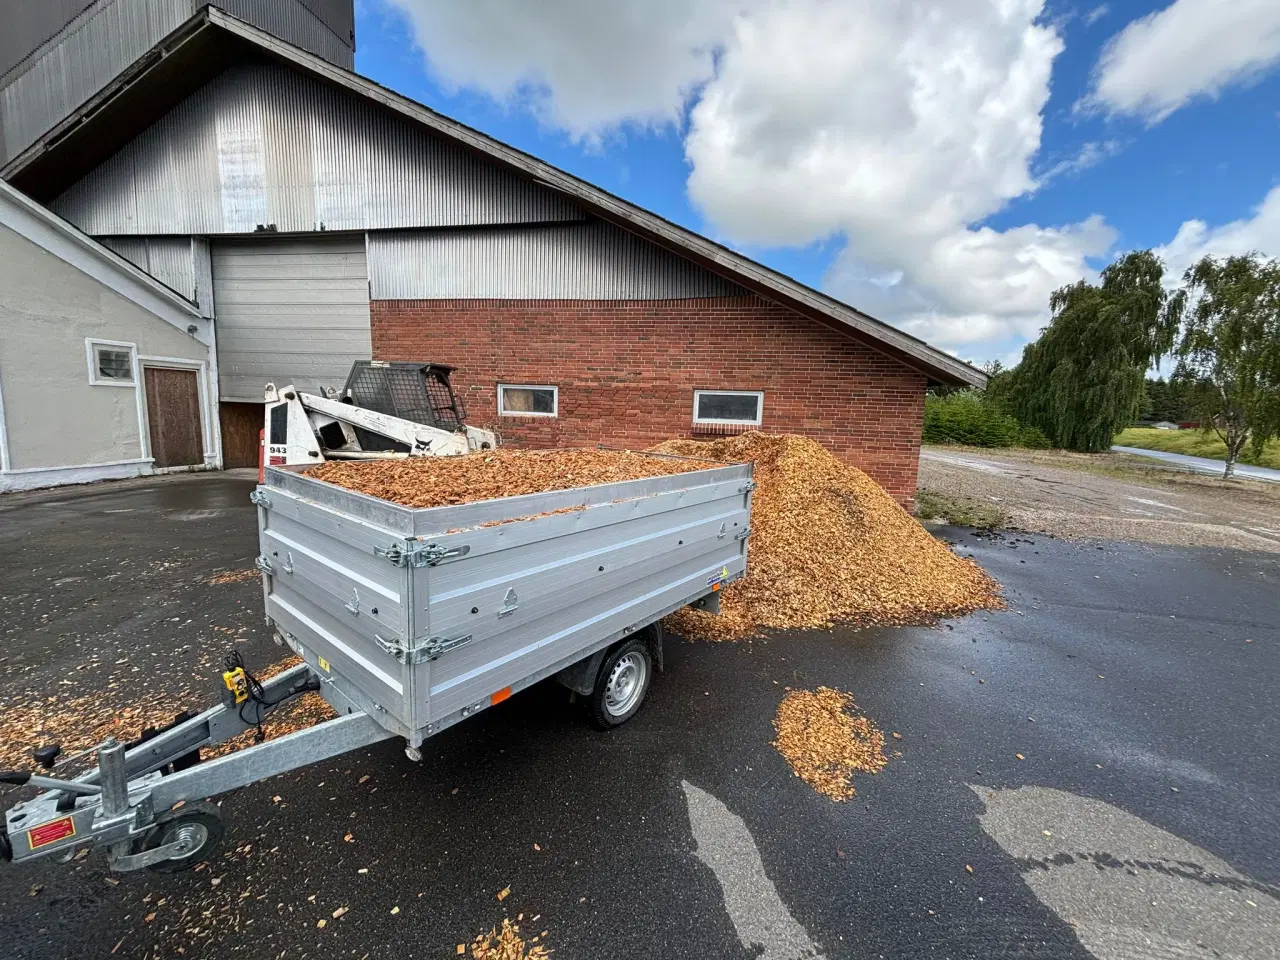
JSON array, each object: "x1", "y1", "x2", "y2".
[
  {"x1": 86, "y1": 338, "x2": 138, "y2": 387},
  {"x1": 693, "y1": 389, "x2": 764, "y2": 426},
  {"x1": 498, "y1": 383, "x2": 558, "y2": 417}
]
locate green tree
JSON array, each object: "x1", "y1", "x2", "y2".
[
  {"x1": 1144, "y1": 376, "x2": 1197, "y2": 422},
  {"x1": 1166, "y1": 253, "x2": 1280, "y2": 479},
  {"x1": 1003, "y1": 251, "x2": 1176, "y2": 452},
  {"x1": 1143, "y1": 378, "x2": 1165, "y2": 421}
]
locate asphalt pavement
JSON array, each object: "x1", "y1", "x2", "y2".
[
  {"x1": 1112, "y1": 445, "x2": 1280, "y2": 483},
  {"x1": 1, "y1": 474, "x2": 1276, "y2": 959}
]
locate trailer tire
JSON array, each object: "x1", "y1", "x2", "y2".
[
  {"x1": 140, "y1": 801, "x2": 225, "y2": 873},
  {"x1": 589, "y1": 637, "x2": 653, "y2": 730}
]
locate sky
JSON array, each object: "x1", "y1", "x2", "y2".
[{"x1": 350, "y1": 0, "x2": 1280, "y2": 368}]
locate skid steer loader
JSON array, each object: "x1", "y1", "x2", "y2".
[{"x1": 264, "y1": 360, "x2": 497, "y2": 466}]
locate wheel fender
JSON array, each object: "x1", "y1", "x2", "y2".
[
  {"x1": 643, "y1": 622, "x2": 664, "y2": 673},
  {"x1": 553, "y1": 623, "x2": 663, "y2": 695}
]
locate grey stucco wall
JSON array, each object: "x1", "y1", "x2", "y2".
[{"x1": 0, "y1": 224, "x2": 208, "y2": 470}]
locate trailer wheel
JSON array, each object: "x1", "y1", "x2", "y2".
[
  {"x1": 589, "y1": 638, "x2": 652, "y2": 729},
  {"x1": 140, "y1": 801, "x2": 225, "y2": 873}
]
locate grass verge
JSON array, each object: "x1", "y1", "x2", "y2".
[
  {"x1": 1114, "y1": 427, "x2": 1280, "y2": 470},
  {"x1": 915, "y1": 488, "x2": 1008, "y2": 529}
]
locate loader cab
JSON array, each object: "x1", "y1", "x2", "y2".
[{"x1": 340, "y1": 361, "x2": 467, "y2": 433}]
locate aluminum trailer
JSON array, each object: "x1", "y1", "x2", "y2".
[{"x1": 2, "y1": 453, "x2": 753, "y2": 873}]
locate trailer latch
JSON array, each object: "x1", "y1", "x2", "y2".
[
  {"x1": 734, "y1": 527, "x2": 752, "y2": 541},
  {"x1": 249, "y1": 490, "x2": 271, "y2": 508},
  {"x1": 414, "y1": 543, "x2": 471, "y2": 567},
  {"x1": 374, "y1": 633, "x2": 474, "y2": 664},
  {"x1": 374, "y1": 542, "x2": 470, "y2": 568},
  {"x1": 255, "y1": 555, "x2": 273, "y2": 575},
  {"x1": 739, "y1": 481, "x2": 756, "y2": 493},
  {"x1": 373, "y1": 543, "x2": 409, "y2": 566}
]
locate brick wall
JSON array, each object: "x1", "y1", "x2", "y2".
[{"x1": 371, "y1": 295, "x2": 926, "y2": 505}]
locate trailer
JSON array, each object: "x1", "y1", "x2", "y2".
[{"x1": 2, "y1": 452, "x2": 753, "y2": 873}]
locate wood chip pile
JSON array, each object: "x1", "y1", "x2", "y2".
[
  {"x1": 466, "y1": 918, "x2": 551, "y2": 959},
  {"x1": 772, "y1": 686, "x2": 888, "y2": 801},
  {"x1": 306, "y1": 433, "x2": 999, "y2": 638},
  {"x1": 653, "y1": 433, "x2": 1003, "y2": 640},
  {"x1": 308, "y1": 448, "x2": 715, "y2": 509}
]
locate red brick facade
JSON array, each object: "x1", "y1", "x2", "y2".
[{"x1": 371, "y1": 295, "x2": 926, "y2": 505}]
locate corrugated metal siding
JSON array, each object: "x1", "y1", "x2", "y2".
[
  {"x1": 0, "y1": 0, "x2": 96, "y2": 76},
  {"x1": 51, "y1": 63, "x2": 584, "y2": 235},
  {"x1": 192, "y1": 236, "x2": 215, "y2": 318},
  {"x1": 98, "y1": 234, "x2": 197, "y2": 302},
  {"x1": 367, "y1": 221, "x2": 748, "y2": 301},
  {"x1": 0, "y1": 0, "x2": 354, "y2": 165},
  {"x1": 211, "y1": 235, "x2": 371, "y2": 402},
  {"x1": 219, "y1": 0, "x2": 353, "y2": 67}
]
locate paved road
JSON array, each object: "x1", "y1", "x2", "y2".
[
  {"x1": 1112, "y1": 445, "x2": 1280, "y2": 483},
  {"x1": 921, "y1": 447, "x2": 1280, "y2": 550},
  {"x1": 1, "y1": 476, "x2": 1277, "y2": 959}
]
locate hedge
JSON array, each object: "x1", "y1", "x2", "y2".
[{"x1": 923, "y1": 392, "x2": 1050, "y2": 449}]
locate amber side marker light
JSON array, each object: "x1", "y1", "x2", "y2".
[{"x1": 491, "y1": 686, "x2": 513, "y2": 705}]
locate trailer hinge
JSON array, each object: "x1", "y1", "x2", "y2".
[
  {"x1": 374, "y1": 542, "x2": 471, "y2": 568},
  {"x1": 375, "y1": 633, "x2": 474, "y2": 664},
  {"x1": 249, "y1": 490, "x2": 271, "y2": 508},
  {"x1": 738, "y1": 480, "x2": 756, "y2": 493},
  {"x1": 734, "y1": 527, "x2": 752, "y2": 541}
]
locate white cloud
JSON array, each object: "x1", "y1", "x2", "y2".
[
  {"x1": 1155, "y1": 185, "x2": 1280, "y2": 282},
  {"x1": 1089, "y1": 0, "x2": 1280, "y2": 122},
  {"x1": 827, "y1": 216, "x2": 1116, "y2": 349},
  {"x1": 684, "y1": 0, "x2": 1114, "y2": 358},
  {"x1": 1038, "y1": 139, "x2": 1123, "y2": 184},
  {"x1": 1083, "y1": 5, "x2": 1109, "y2": 27},
  {"x1": 381, "y1": 0, "x2": 746, "y2": 139},
  {"x1": 383, "y1": 0, "x2": 1118, "y2": 362}
]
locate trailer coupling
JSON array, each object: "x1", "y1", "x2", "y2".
[{"x1": 2, "y1": 661, "x2": 391, "y2": 874}]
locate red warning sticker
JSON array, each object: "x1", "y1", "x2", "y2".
[{"x1": 27, "y1": 816, "x2": 76, "y2": 849}]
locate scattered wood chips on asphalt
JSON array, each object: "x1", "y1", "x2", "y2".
[
  {"x1": 0, "y1": 656, "x2": 333, "y2": 772},
  {"x1": 772, "y1": 687, "x2": 888, "y2": 801},
  {"x1": 653, "y1": 433, "x2": 1003, "y2": 639},
  {"x1": 466, "y1": 918, "x2": 551, "y2": 959},
  {"x1": 308, "y1": 448, "x2": 715, "y2": 509},
  {"x1": 203, "y1": 567, "x2": 260, "y2": 585}
]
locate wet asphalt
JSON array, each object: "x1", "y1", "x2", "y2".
[{"x1": 0, "y1": 474, "x2": 1276, "y2": 960}]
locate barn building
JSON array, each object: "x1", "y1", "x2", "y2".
[{"x1": 0, "y1": 3, "x2": 983, "y2": 504}]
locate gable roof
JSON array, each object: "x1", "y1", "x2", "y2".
[
  {"x1": 2, "y1": 6, "x2": 984, "y2": 388},
  {"x1": 0, "y1": 177, "x2": 209, "y2": 344}
]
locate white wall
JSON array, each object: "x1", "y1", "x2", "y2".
[{"x1": 0, "y1": 223, "x2": 214, "y2": 490}]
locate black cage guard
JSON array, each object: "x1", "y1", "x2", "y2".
[{"x1": 341, "y1": 361, "x2": 467, "y2": 432}]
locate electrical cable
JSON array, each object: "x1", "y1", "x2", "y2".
[{"x1": 223, "y1": 650, "x2": 300, "y2": 743}]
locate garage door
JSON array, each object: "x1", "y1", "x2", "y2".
[{"x1": 211, "y1": 236, "x2": 371, "y2": 402}]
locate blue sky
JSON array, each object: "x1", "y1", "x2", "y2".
[{"x1": 351, "y1": 0, "x2": 1280, "y2": 366}]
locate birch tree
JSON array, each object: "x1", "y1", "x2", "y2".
[{"x1": 1167, "y1": 254, "x2": 1280, "y2": 479}]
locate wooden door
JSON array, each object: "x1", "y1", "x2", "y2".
[
  {"x1": 218, "y1": 402, "x2": 264, "y2": 468},
  {"x1": 144, "y1": 367, "x2": 204, "y2": 468}
]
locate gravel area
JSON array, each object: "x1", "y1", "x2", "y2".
[{"x1": 919, "y1": 445, "x2": 1280, "y2": 551}]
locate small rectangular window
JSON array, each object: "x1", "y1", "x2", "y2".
[
  {"x1": 87, "y1": 341, "x2": 136, "y2": 386},
  {"x1": 498, "y1": 384, "x2": 557, "y2": 417},
  {"x1": 693, "y1": 389, "x2": 763, "y2": 425}
]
